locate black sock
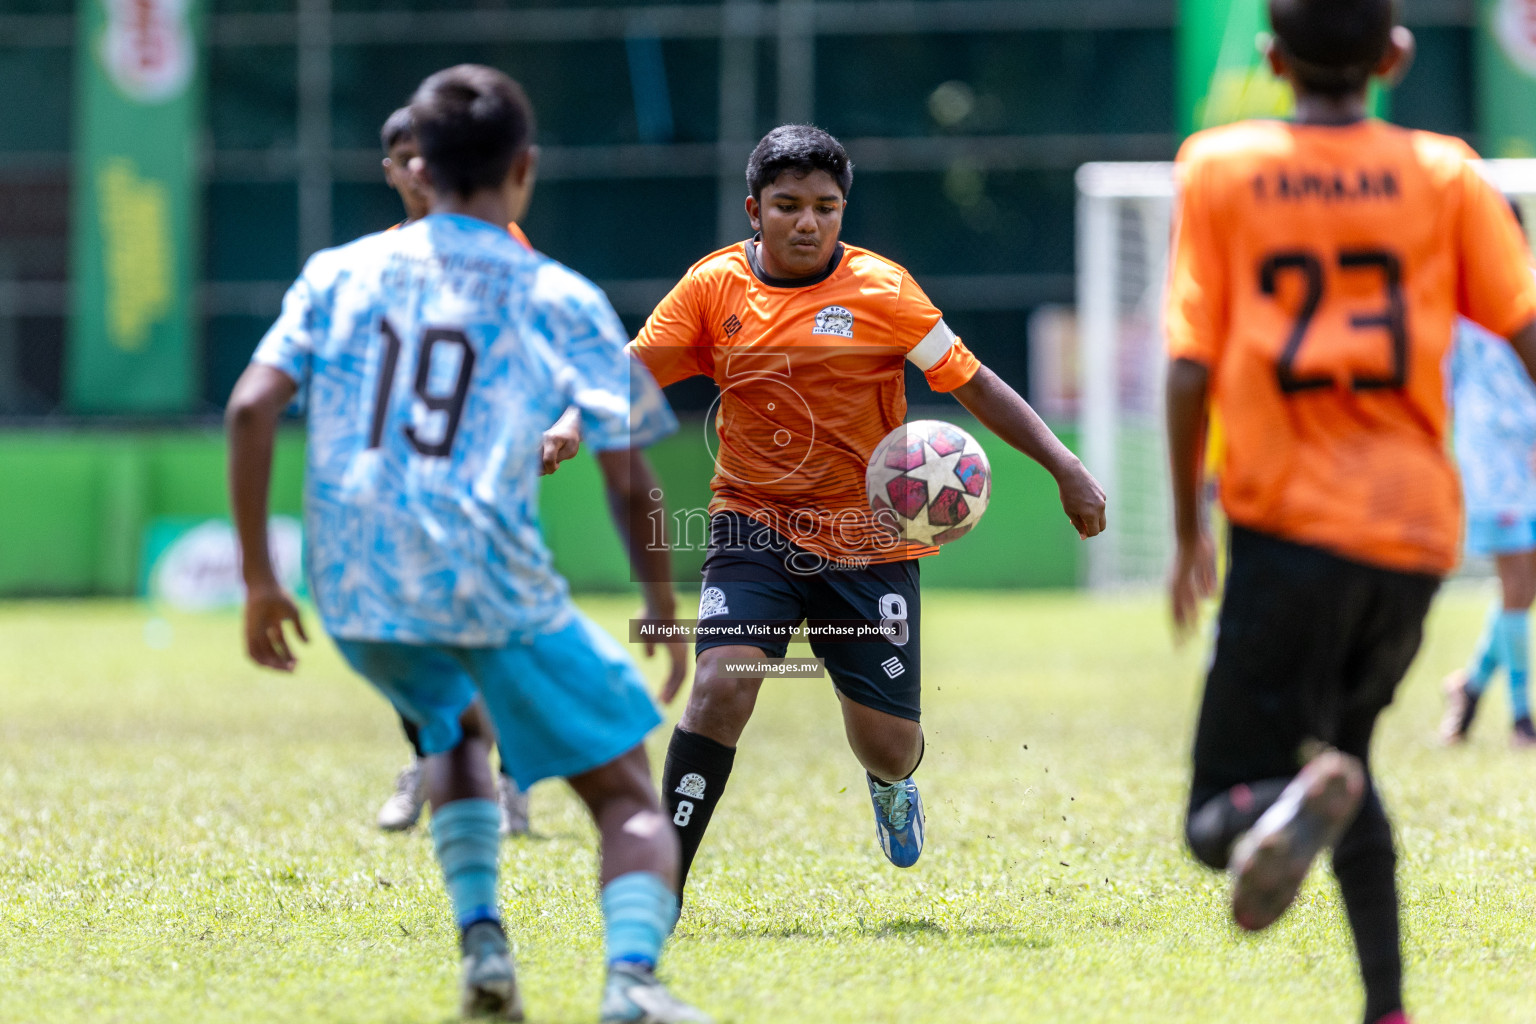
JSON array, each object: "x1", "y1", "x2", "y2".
[
  {"x1": 661, "y1": 726, "x2": 736, "y2": 894},
  {"x1": 400, "y1": 715, "x2": 426, "y2": 760},
  {"x1": 1332, "y1": 787, "x2": 1403, "y2": 1024},
  {"x1": 1185, "y1": 777, "x2": 1290, "y2": 870}
]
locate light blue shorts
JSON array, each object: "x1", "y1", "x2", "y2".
[
  {"x1": 334, "y1": 610, "x2": 662, "y2": 789},
  {"x1": 1466, "y1": 514, "x2": 1536, "y2": 557}
]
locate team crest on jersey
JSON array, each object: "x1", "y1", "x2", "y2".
[
  {"x1": 675, "y1": 773, "x2": 708, "y2": 799},
  {"x1": 699, "y1": 585, "x2": 729, "y2": 619},
  {"x1": 812, "y1": 305, "x2": 854, "y2": 339}
]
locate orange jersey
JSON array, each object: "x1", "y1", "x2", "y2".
[
  {"x1": 629, "y1": 238, "x2": 981, "y2": 564},
  {"x1": 1167, "y1": 119, "x2": 1536, "y2": 574}
]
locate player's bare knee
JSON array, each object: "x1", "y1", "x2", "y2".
[
  {"x1": 618, "y1": 805, "x2": 677, "y2": 848},
  {"x1": 571, "y1": 746, "x2": 658, "y2": 811},
  {"x1": 857, "y1": 729, "x2": 922, "y2": 782},
  {"x1": 682, "y1": 659, "x2": 762, "y2": 741},
  {"x1": 457, "y1": 700, "x2": 495, "y2": 743},
  {"x1": 845, "y1": 709, "x2": 921, "y2": 781}
]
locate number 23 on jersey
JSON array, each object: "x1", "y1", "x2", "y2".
[{"x1": 1259, "y1": 246, "x2": 1408, "y2": 395}]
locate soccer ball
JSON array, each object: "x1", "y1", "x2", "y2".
[{"x1": 865, "y1": 420, "x2": 991, "y2": 546}]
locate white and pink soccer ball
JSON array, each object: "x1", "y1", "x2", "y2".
[{"x1": 865, "y1": 420, "x2": 991, "y2": 546}]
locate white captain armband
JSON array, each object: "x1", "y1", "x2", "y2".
[{"x1": 906, "y1": 319, "x2": 958, "y2": 371}]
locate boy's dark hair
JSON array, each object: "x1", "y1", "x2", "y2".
[
  {"x1": 380, "y1": 106, "x2": 414, "y2": 152},
  {"x1": 746, "y1": 125, "x2": 853, "y2": 201},
  {"x1": 409, "y1": 65, "x2": 535, "y2": 198},
  {"x1": 1268, "y1": 0, "x2": 1395, "y2": 98}
]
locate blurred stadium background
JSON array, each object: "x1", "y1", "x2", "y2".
[{"x1": 0, "y1": 0, "x2": 1517, "y2": 599}]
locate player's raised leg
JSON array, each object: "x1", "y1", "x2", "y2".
[
  {"x1": 840, "y1": 696, "x2": 925, "y2": 867},
  {"x1": 1227, "y1": 750, "x2": 1365, "y2": 931},
  {"x1": 1179, "y1": 528, "x2": 1368, "y2": 933},
  {"x1": 812, "y1": 562, "x2": 927, "y2": 867}
]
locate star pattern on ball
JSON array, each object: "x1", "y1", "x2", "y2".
[{"x1": 864, "y1": 420, "x2": 991, "y2": 548}]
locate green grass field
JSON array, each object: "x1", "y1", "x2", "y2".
[{"x1": 2, "y1": 590, "x2": 1533, "y2": 1024}]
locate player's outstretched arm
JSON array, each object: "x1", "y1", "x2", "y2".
[
  {"x1": 595, "y1": 449, "x2": 688, "y2": 701},
  {"x1": 950, "y1": 364, "x2": 1107, "y2": 539},
  {"x1": 1165, "y1": 357, "x2": 1217, "y2": 639},
  {"x1": 226, "y1": 363, "x2": 308, "y2": 672}
]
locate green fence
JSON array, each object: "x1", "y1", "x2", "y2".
[{"x1": 0, "y1": 417, "x2": 1082, "y2": 597}]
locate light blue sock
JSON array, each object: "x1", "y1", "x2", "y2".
[
  {"x1": 431, "y1": 798, "x2": 501, "y2": 931},
  {"x1": 601, "y1": 871, "x2": 678, "y2": 970},
  {"x1": 1500, "y1": 609, "x2": 1531, "y2": 721},
  {"x1": 1468, "y1": 602, "x2": 1504, "y2": 695}
]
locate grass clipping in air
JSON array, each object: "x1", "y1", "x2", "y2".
[{"x1": 0, "y1": 592, "x2": 1531, "y2": 1023}]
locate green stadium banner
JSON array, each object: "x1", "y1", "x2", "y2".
[
  {"x1": 1179, "y1": 0, "x2": 1291, "y2": 136},
  {"x1": 1179, "y1": 0, "x2": 1385, "y2": 136},
  {"x1": 67, "y1": 0, "x2": 204, "y2": 413},
  {"x1": 1478, "y1": 0, "x2": 1536, "y2": 158}
]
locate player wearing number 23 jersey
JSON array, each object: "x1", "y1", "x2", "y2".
[
  {"x1": 1164, "y1": 7, "x2": 1536, "y2": 1019},
  {"x1": 1168, "y1": 119, "x2": 1536, "y2": 574}
]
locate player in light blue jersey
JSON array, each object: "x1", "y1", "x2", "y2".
[
  {"x1": 369, "y1": 107, "x2": 687, "y2": 837},
  {"x1": 226, "y1": 65, "x2": 709, "y2": 1023},
  {"x1": 1442, "y1": 196, "x2": 1536, "y2": 749},
  {"x1": 1443, "y1": 313, "x2": 1536, "y2": 747}
]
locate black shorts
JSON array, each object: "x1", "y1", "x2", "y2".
[
  {"x1": 696, "y1": 512, "x2": 922, "y2": 721},
  {"x1": 1190, "y1": 526, "x2": 1439, "y2": 808}
]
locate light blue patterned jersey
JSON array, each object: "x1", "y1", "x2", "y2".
[
  {"x1": 253, "y1": 214, "x2": 676, "y2": 645},
  {"x1": 1450, "y1": 317, "x2": 1536, "y2": 519}
]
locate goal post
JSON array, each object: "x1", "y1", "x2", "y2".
[
  {"x1": 1075, "y1": 158, "x2": 1536, "y2": 590},
  {"x1": 1076, "y1": 161, "x2": 1177, "y2": 590}
]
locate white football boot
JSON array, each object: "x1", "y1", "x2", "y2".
[
  {"x1": 599, "y1": 963, "x2": 711, "y2": 1024},
  {"x1": 497, "y1": 773, "x2": 530, "y2": 837},
  {"x1": 376, "y1": 758, "x2": 426, "y2": 831},
  {"x1": 460, "y1": 920, "x2": 523, "y2": 1020}
]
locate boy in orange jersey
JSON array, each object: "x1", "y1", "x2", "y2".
[
  {"x1": 626, "y1": 124, "x2": 1106, "y2": 888},
  {"x1": 1165, "y1": 2, "x2": 1536, "y2": 1022}
]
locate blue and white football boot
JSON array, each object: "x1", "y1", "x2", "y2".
[
  {"x1": 866, "y1": 774, "x2": 925, "y2": 868},
  {"x1": 599, "y1": 963, "x2": 712, "y2": 1024},
  {"x1": 459, "y1": 919, "x2": 523, "y2": 1021}
]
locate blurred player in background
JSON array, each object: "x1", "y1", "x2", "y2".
[
  {"x1": 616, "y1": 124, "x2": 1105, "y2": 895},
  {"x1": 1165, "y1": 3, "x2": 1536, "y2": 1023},
  {"x1": 372, "y1": 108, "x2": 687, "y2": 835},
  {"x1": 1441, "y1": 200, "x2": 1536, "y2": 748},
  {"x1": 226, "y1": 65, "x2": 707, "y2": 1023}
]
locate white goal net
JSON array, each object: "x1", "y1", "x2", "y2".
[{"x1": 1075, "y1": 158, "x2": 1536, "y2": 590}]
